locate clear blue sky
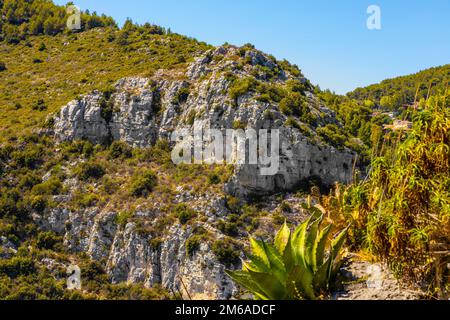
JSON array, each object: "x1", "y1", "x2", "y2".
[{"x1": 55, "y1": 0, "x2": 450, "y2": 94}]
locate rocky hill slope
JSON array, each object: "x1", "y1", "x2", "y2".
[{"x1": 30, "y1": 45, "x2": 356, "y2": 298}]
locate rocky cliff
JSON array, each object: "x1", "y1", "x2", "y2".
[
  {"x1": 54, "y1": 45, "x2": 355, "y2": 198},
  {"x1": 45, "y1": 45, "x2": 356, "y2": 298}
]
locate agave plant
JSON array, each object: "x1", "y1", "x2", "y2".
[{"x1": 226, "y1": 214, "x2": 348, "y2": 300}]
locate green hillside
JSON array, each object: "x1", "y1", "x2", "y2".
[
  {"x1": 0, "y1": 0, "x2": 211, "y2": 143},
  {"x1": 348, "y1": 64, "x2": 450, "y2": 110}
]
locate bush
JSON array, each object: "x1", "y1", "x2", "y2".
[
  {"x1": 0, "y1": 257, "x2": 35, "y2": 278},
  {"x1": 36, "y1": 231, "x2": 63, "y2": 250},
  {"x1": 32, "y1": 99, "x2": 47, "y2": 111},
  {"x1": 130, "y1": 170, "x2": 157, "y2": 197},
  {"x1": 229, "y1": 77, "x2": 258, "y2": 103},
  {"x1": 174, "y1": 204, "x2": 196, "y2": 225},
  {"x1": 19, "y1": 173, "x2": 42, "y2": 190},
  {"x1": 172, "y1": 87, "x2": 190, "y2": 104},
  {"x1": 0, "y1": 61, "x2": 6, "y2": 72},
  {"x1": 75, "y1": 162, "x2": 106, "y2": 181},
  {"x1": 185, "y1": 235, "x2": 202, "y2": 257},
  {"x1": 116, "y1": 211, "x2": 134, "y2": 227},
  {"x1": 30, "y1": 195, "x2": 47, "y2": 213},
  {"x1": 31, "y1": 177, "x2": 62, "y2": 196},
  {"x1": 207, "y1": 172, "x2": 221, "y2": 185},
  {"x1": 212, "y1": 239, "x2": 240, "y2": 267},
  {"x1": 108, "y1": 141, "x2": 132, "y2": 159},
  {"x1": 38, "y1": 42, "x2": 46, "y2": 51}
]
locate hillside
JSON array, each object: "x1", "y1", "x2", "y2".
[
  {"x1": 0, "y1": 0, "x2": 448, "y2": 301},
  {"x1": 347, "y1": 64, "x2": 450, "y2": 110}
]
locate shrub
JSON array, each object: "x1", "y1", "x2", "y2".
[
  {"x1": 207, "y1": 172, "x2": 221, "y2": 185},
  {"x1": 108, "y1": 141, "x2": 132, "y2": 159},
  {"x1": 38, "y1": 42, "x2": 46, "y2": 51},
  {"x1": 75, "y1": 162, "x2": 106, "y2": 181},
  {"x1": 31, "y1": 177, "x2": 62, "y2": 196},
  {"x1": 0, "y1": 257, "x2": 35, "y2": 278},
  {"x1": 30, "y1": 195, "x2": 47, "y2": 213},
  {"x1": 116, "y1": 211, "x2": 134, "y2": 227},
  {"x1": 18, "y1": 173, "x2": 42, "y2": 190},
  {"x1": 36, "y1": 231, "x2": 63, "y2": 250},
  {"x1": 226, "y1": 215, "x2": 348, "y2": 300},
  {"x1": 172, "y1": 87, "x2": 190, "y2": 104},
  {"x1": 174, "y1": 204, "x2": 196, "y2": 225},
  {"x1": 130, "y1": 170, "x2": 157, "y2": 197},
  {"x1": 0, "y1": 61, "x2": 6, "y2": 72},
  {"x1": 229, "y1": 77, "x2": 258, "y2": 103},
  {"x1": 217, "y1": 220, "x2": 239, "y2": 237},
  {"x1": 212, "y1": 238, "x2": 240, "y2": 267},
  {"x1": 32, "y1": 99, "x2": 47, "y2": 111},
  {"x1": 185, "y1": 235, "x2": 204, "y2": 257}
]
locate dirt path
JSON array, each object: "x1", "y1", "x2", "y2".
[{"x1": 333, "y1": 254, "x2": 424, "y2": 300}]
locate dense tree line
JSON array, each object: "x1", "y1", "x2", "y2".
[
  {"x1": 347, "y1": 64, "x2": 450, "y2": 111},
  {"x1": 0, "y1": 0, "x2": 117, "y2": 43}
]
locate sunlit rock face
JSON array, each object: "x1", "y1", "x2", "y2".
[{"x1": 55, "y1": 45, "x2": 355, "y2": 198}]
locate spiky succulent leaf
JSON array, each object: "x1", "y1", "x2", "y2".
[
  {"x1": 225, "y1": 270, "x2": 268, "y2": 300},
  {"x1": 287, "y1": 265, "x2": 316, "y2": 300},
  {"x1": 291, "y1": 218, "x2": 311, "y2": 267},
  {"x1": 274, "y1": 221, "x2": 290, "y2": 255},
  {"x1": 245, "y1": 254, "x2": 271, "y2": 273},
  {"x1": 305, "y1": 215, "x2": 322, "y2": 268},
  {"x1": 248, "y1": 271, "x2": 288, "y2": 300},
  {"x1": 249, "y1": 237, "x2": 270, "y2": 268},
  {"x1": 265, "y1": 243, "x2": 287, "y2": 284},
  {"x1": 313, "y1": 256, "x2": 332, "y2": 291},
  {"x1": 312, "y1": 224, "x2": 333, "y2": 272}
]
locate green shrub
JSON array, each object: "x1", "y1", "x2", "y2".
[
  {"x1": 172, "y1": 87, "x2": 190, "y2": 104},
  {"x1": 38, "y1": 42, "x2": 46, "y2": 51},
  {"x1": 185, "y1": 235, "x2": 204, "y2": 257},
  {"x1": 19, "y1": 173, "x2": 42, "y2": 190},
  {"x1": 174, "y1": 204, "x2": 196, "y2": 225},
  {"x1": 116, "y1": 211, "x2": 134, "y2": 227},
  {"x1": 229, "y1": 77, "x2": 258, "y2": 102},
  {"x1": 75, "y1": 162, "x2": 106, "y2": 181},
  {"x1": 30, "y1": 195, "x2": 47, "y2": 213},
  {"x1": 31, "y1": 177, "x2": 62, "y2": 196},
  {"x1": 130, "y1": 170, "x2": 157, "y2": 197},
  {"x1": 36, "y1": 231, "x2": 63, "y2": 250},
  {"x1": 32, "y1": 98, "x2": 47, "y2": 111},
  {"x1": 0, "y1": 257, "x2": 35, "y2": 278},
  {"x1": 212, "y1": 238, "x2": 240, "y2": 267},
  {"x1": 108, "y1": 141, "x2": 132, "y2": 159},
  {"x1": 207, "y1": 172, "x2": 221, "y2": 185}
]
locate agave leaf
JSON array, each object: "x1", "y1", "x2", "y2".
[
  {"x1": 313, "y1": 256, "x2": 332, "y2": 292},
  {"x1": 304, "y1": 215, "x2": 322, "y2": 268},
  {"x1": 312, "y1": 224, "x2": 333, "y2": 272},
  {"x1": 328, "y1": 227, "x2": 348, "y2": 280},
  {"x1": 265, "y1": 243, "x2": 287, "y2": 284},
  {"x1": 331, "y1": 227, "x2": 348, "y2": 261},
  {"x1": 291, "y1": 218, "x2": 311, "y2": 267},
  {"x1": 249, "y1": 237, "x2": 270, "y2": 268},
  {"x1": 282, "y1": 233, "x2": 295, "y2": 272},
  {"x1": 225, "y1": 270, "x2": 269, "y2": 300},
  {"x1": 287, "y1": 265, "x2": 316, "y2": 300},
  {"x1": 246, "y1": 254, "x2": 271, "y2": 273},
  {"x1": 274, "y1": 221, "x2": 291, "y2": 255},
  {"x1": 248, "y1": 271, "x2": 288, "y2": 300}
]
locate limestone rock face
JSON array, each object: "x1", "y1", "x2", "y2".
[
  {"x1": 48, "y1": 45, "x2": 358, "y2": 299},
  {"x1": 38, "y1": 206, "x2": 237, "y2": 300},
  {"x1": 54, "y1": 45, "x2": 355, "y2": 198}
]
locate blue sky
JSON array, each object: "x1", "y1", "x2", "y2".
[{"x1": 55, "y1": 0, "x2": 450, "y2": 94}]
